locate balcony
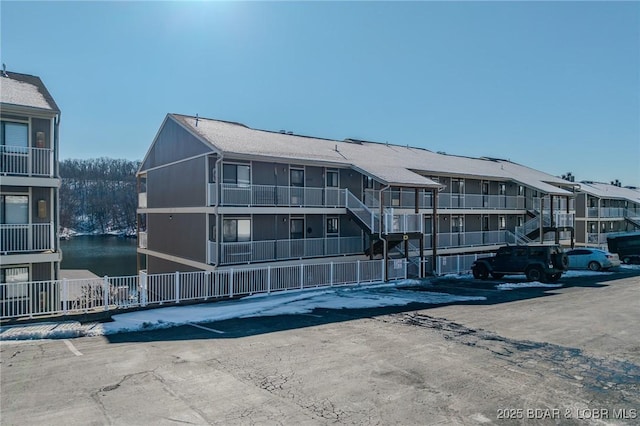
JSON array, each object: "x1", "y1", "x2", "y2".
[
  {"x1": 210, "y1": 184, "x2": 345, "y2": 208},
  {"x1": 439, "y1": 194, "x2": 526, "y2": 210},
  {"x1": 383, "y1": 210, "x2": 423, "y2": 233},
  {"x1": 587, "y1": 207, "x2": 626, "y2": 218},
  {"x1": 424, "y1": 230, "x2": 518, "y2": 250},
  {"x1": 1, "y1": 146, "x2": 53, "y2": 177},
  {"x1": 215, "y1": 236, "x2": 363, "y2": 265},
  {"x1": 0, "y1": 223, "x2": 54, "y2": 253}
]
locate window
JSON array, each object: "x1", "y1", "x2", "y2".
[
  {"x1": 452, "y1": 216, "x2": 464, "y2": 233},
  {"x1": 223, "y1": 164, "x2": 250, "y2": 187},
  {"x1": 290, "y1": 218, "x2": 304, "y2": 239},
  {"x1": 326, "y1": 217, "x2": 339, "y2": 234},
  {"x1": 482, "y1": 216, "x2": 489, "y2": 231},
  {"x1": 498, "y1": 216, "x2": 506, "y2": 230},
  {"x1": 290, "y1": 169, "x2": 304, "y2": 187},
  {"x1": 518, "y1": 185, "x2": 525, "y2": 196},
  {"x1": 499, "y1": 183, "x2": 506, "y2": 195},
  {"x1": 1, "y1": 195, "x2": 29, "y2": 224},
  {"x1": 482, "y1": 182, "x2": 489, "y2": 195},
  {"x1": 222, "y1": 219, "x2": 250, "y2": 242},
  {"x1": 326, "y1": 170, "x2": 339, "y2": 188},
  {"x1": 1, "y1": 121, "x2": 28, "y2": 151},
  {"x1": 514, "y1": 247, "x2": 527, "y2": 257},
  {"x1": 452, "y1": 179, "x2": 464, "y2": 194},
  {"x1": 517, "y1": 216, "x2": 524, "y2": 227},
  {"x1": 364, "y1": 176, "x2": 374, "y2": 189}
]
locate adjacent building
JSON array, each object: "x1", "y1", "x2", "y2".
[
  {"x1": 1, "y1": 71, "x2": 61, "y2": 308},
  {"x1": 137, "y1": 114, "x2": 578, "y2": 277},
  {"x1": 574, "y1": 181, "x2": 640, "y2": 246}
]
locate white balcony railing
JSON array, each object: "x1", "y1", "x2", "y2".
[
  {"x1": 0, "y1": 146, "x2": 53, "y2": 177},
  {"x1": 383, "y1": 209, "x2": 423, "y2": 233},
  {"x1": 532, "y1": 197, "x2": 575, "y2": 213},
  {"x1": 0, "y1": 223, "x2": 54, "y2": 253},
  {"x1": 588, "y1": 207, "x2": 626, "y2": 218},
  {"x1": 587, "y1": 232, "x2": 610, "y2": 245},
  {"x1": 212, "y1": 184, "x2": 345, "y2": 207},
  {"x1": 424, "y1": 230, "x2": 517, "y2": 249},
  {"x1": 217, "y1": 236, "x2": 363, "y2": 265}
]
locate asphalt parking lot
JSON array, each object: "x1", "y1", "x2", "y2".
[{"x1": 1, "y1": 269, "x2": 639, "y2": 425}]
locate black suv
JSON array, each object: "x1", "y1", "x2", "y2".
[{"x1": 472, "y1": 245, "x2": 568, "y2": 283}]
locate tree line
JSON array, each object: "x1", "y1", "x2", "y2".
[{"x1": 59, "y1": 158, "x2": 141, "y2": 234}]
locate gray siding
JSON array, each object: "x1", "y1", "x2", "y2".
[
  {"x1": 340, "y1": 169, "x2": 361, "y2": 197},
  {"x1": 576, "y1": 193, "x2": 587, "y2": 217},
  {"x1": 142, "y1": 117, "x2": 211, "y2": 170},
  {"x1": 31, "y1": 118, "x2": 51, "y2": 149},
  {"x1": 148, "y1": 156, "x2": 206, "y2": 208},
  {"x1": 252, "y1": 161, "x2": 278, "y2": 186},
  {"x1": 148, "y1": 213, "x2": 206, "y2": 262},
  {"x1": 306, "y1": 215, "x2": 323, "y2": 238},
  {"x1": 466, "y1": 215, "x2": 482, "y2": 232},
  {"x1": 253, "y1": 215, "x2": 278, "y2": 241},
  {"x1": 305, "y1": 166, "x2": 323, "y2": 188},
  {"x1": 340, "y1": 216, "x2": 362, "y2": 237},
  {"x1": 32, "y1": 262, "x2": 53, "y2": 281}
]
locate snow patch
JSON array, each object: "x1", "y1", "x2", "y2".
[
  {"x1": 1, "y1": 280, "x2": 485, "y2": 340},
  {"x1": 496, "y1": 282, "x2": 562, "y2": 291}
]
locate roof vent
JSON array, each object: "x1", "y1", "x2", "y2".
[
  {"x1": 1, "y1": 63, "x2": 7, "y2": 78},
  {"x1": 279, "y1": 130, "x2": 286, "y2": 134},
  {"x1": 287, "y1": 131, "x2": 293, "y2": 135}
]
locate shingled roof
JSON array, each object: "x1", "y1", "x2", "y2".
[
  {"x1": 579, "y1": 182, "x2": 640, "y2": 203},
  {"x1": 166, "y1": 113, "x2": 575, "y2": 195},
  {"x1": 1, "y1": 71, "x2": 60, "y2": 113}
]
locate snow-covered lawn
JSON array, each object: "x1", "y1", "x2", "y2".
[{"x1": 0, "y1": 280, "x2": 485, "y2": 341}]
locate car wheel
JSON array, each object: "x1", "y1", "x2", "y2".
[
  {"x1": 588, "y1": 261, "x2": 601, "y2": 271},
  {"x1": 473, "y1": 264, "x2": 489, "y2": 280},
  {"x1": 526, "y1": 266, "x2": 544, "y2": 282},
  {"x1": 491, "y1": 273, "x2": 504, "y2": 279},
  {"x1": 547, "y1": 273, "x2": 562, "y2": 283}
]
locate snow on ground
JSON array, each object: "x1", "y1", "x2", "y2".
[
  {"x1": 496, "y1": 282, "x2": 562, "y2": 291},
  {"x1": 0, "y1": 280, "x2": 485, "y2": 341}
]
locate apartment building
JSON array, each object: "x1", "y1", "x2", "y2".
[
  {"x1": 574, "y1": 181, "x2": 640, "y2": 246},
  {"x1": 1, "y1": 71, "x2": 61, "y2": 308},
  {"x1": 137, "y1": 114, "x2": 577, "y2": 277}
]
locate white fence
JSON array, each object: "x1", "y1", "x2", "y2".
[
  {"x1": 434, "y1": 253, "x2": 494, "y2": 276},
  {"x1": 0, "y1": 259, "x2": 406, "y2": 320}
]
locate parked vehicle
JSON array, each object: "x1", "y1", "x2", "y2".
[
  {"x1": 607, "y1": 232, "x2": 640, "y2": 264},
  {"x1": 566, "y1": 248, "x2": 620, "y2": 271},
  {"x1": 472, "y1": 244, "x2": 568, "y2": 283}
]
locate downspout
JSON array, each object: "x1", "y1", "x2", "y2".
[{"x1": 379, "y1": 184, "x2": 390, "y2": 281}]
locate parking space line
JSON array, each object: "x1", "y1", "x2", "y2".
[
  {"x1": 188, "y1": 323, "x2": 225, "y2": 334},
  {"x1": 63, "y1": 339, "x2": 83, "y2": 356}
]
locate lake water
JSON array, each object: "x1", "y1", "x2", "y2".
[{"x1": 60, "y1": 235, "x2": 138, "y2": 277}]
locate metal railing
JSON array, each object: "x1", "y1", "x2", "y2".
[
  {"x1": 0, "y1": 259, "x2": 403, "y2": 320},
  {"x1": 215, "y1": 184, "x2": 345, "y2": 207},
  {"x1": 346, "y1": 190, "x2": 379, "y2": 233},
  {"x1": 423, "y1": 230, "x2": 518, "y2": 249},
  {"x1": 0, "y1": 145, "x2": 53, "y2": 177},
  {"x1": 0, "y1": 223, "x2": 54, "y2": 253},
  {"x1": 532, "y1": 197, "x2": 575, "y2": 212},
  {"x1": 364, "y1": 189, "x2": 433, "y2": 209},
  {"x1": 434, "y1": 253, "x2": 494, "y2": 276},
  {"x1": 217, "y1": 236, "x2": 363, "y2": 265},
  {"x1": 587, "y1": 233, "x2": 610, "y2": 245},
  {"x1": 439, "y1": 194, "x2": 526, "y2": 210},
  {"x1": 383, "y1": 209, "x2": 423, "y2": 233}
]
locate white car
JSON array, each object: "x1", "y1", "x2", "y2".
[{"x1": 566, "y1": 248, "x2": 621, "y2": 271}]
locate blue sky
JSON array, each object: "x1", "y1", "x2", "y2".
[{"x1": 2, "y1": 1, "x2": 639, "y2": 185}]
